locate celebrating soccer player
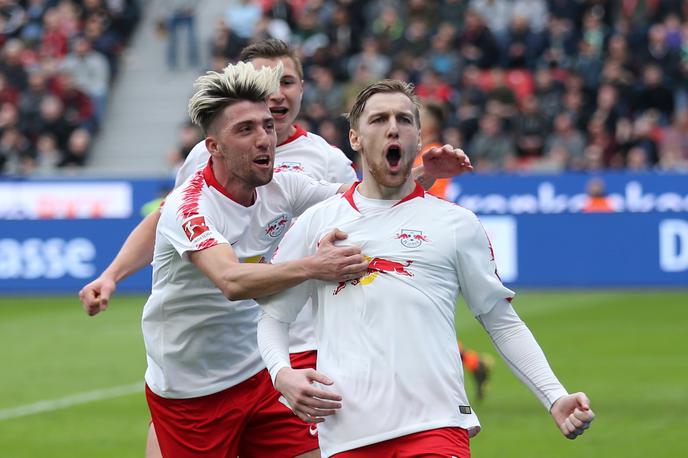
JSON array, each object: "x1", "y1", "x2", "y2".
[{"x1": 257, "y1": 80, "x2": 595, "y2": 457}]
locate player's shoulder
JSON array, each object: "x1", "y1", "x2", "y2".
[
  {"x1": 424, "y1": 192, "x2": 481, "y2": 223},
  {"x1": 297, "y1": 190, "x2": 345, "y2": 221},
  {"x1": 166, "y1": 169, "x2": 210, "y2": 214},
  {"x1": 299, "y1": 129, "x2": 347, "y2": 156}
]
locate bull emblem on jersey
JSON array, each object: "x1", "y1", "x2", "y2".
[
  {"x1": 183, "y1": 216, "x2": 209, "y2": 241},
  {"x1": 265, "y1": 214, "x2": 289, "y2": 238},
  {"x1": 334, "y1": 256, "x2": 413, "y2": 295},
  {"x1": 395, "y1": 229, "x2": 429, "y2": 248},
  {"x1": 274, "y1": 161, "x2": 305, "y2": 173}
]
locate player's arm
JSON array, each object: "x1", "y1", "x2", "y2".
[
  {"x1": 257, "y1": 312, "x2": 342, "y2": 423},
  {"x1": 413, "y1": 144, "x2": 473, "y2": 190},
  {"x1": 476, "y1": 301, "x2": 595, "y2": 440},
  {"x1": 79, "y1": 209, "x2": 160, "y2": 316},
  {"x1": 190, "y1": 228, "x2": 367, "y2": 301}
]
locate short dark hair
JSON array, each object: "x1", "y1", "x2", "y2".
[
  {"x1": 239, "y1": 39, "x2": 304, "y2": 80},
  {"x1": 347, "y1": 80, "x2": 421, "y2": 129}
]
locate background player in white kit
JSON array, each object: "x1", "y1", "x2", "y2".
[{"x1": 257, "y1": 80, "x2": 595, "y2": 457}]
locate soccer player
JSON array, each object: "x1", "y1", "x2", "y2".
[
  {"x1": 142, "y1": 61, "x2": 373, "y2": 457},
  {"x1": 257, "y1": 80, "x2": 595, "y2": 457}
]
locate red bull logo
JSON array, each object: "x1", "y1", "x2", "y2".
[
  {"x1": 395, "y1": 229, "x2": 429, "y2": 248},
  {"x1": 265, "y1": 214, "x2": 289, "y2": 238},
  {"x1": 334, "y1": 256, "x2": 413, "y2": 295},
  {"x1": 274, "y1": 161, "x2": 305, "y2": 173}
]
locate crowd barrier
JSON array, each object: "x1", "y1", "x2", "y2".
[{"x1": 1, "y1": 173, "x2": 686, "y2": 293}]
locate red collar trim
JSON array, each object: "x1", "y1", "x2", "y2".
[
  {"x1": 341, "y1": 181, "x2": 425, "y2": 211},
  {"x1": 393, "y1": 181, "x2": 425, "y2": 206},
  {"x1": 279, "y1": 124, "x2": 307, "y2": 146},
  {"x1": 203, "y1": 159, "x2": 255, "y2": 205},
  {"x1": 341, "y1": 181, "x2": 361, "y2": 212}
]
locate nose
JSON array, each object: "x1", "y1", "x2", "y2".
[
  {"x1": 256, "y1": 126, "x2": 271, "y2": 148},
  {"x1": 269, "y1": 89, "x2": 285, "y2": 104},
  {"x1": 387, "y1": 117, "x2": 399, "y2": 138}
]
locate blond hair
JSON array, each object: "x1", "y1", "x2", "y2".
[{"x1": 188, "y1": 61, "x2": 282, "y2": 134}]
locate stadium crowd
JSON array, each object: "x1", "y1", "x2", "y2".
[
  {"x1": 193, "y1": 0, "x2": 688, "y2": 175},
  {"x1": 3, "y1": 0, "x2": 688, "y2": 176},
  {"x1": 0, "y1": 0, "x2": 140, "y2": 174}
]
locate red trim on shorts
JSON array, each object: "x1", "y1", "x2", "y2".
[
  {"x1": 290, "y1": 350, "x2": 317, "y2": 370},
  {"x1": 145, "y1": 370, "x2": 318, "y2": 458},
  {"x1": 332, "y1": 427, "x2": 470, "y2": 458}
]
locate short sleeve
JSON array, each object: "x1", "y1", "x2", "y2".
[
  {"x1": 257, "y1": 211, "x2": 318, "y2": 323},
  {"x1": 174, "y1": 141, "x2": 209, "y2": 188},
  {"x1": 279, "y1": 172, "x2": 340, "y2": 218},
  {"x1": 158, "y1": 193, "x2": 229, "y2": 258},
  {"x1": 455, "y1": 212, "x2": 515, "y2": 316}
]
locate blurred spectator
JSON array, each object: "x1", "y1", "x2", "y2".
[
  {"x1": 634, "y1": 63, "x2": 674, "y2": 121},
  {"x1": 226, "y1": 0, "x2": 263, "y2": 40},
  {"x1": 545, "y1": 112, "x2": 586, "y2": 169},
  {"x1": 0, "y1": 39, "x2": 29, "y2": 91},
  {"x1": 582, "y1": 177, "x2": 615, "y2": 213},
  {"x1": 458, "y1": 8, "x2": 500, "y2": 69},
  {"x1": 0, "y1": 126, "x2": 31, "y2": 174},
  {"x1": 59, "y1": 127, "x2": 91, "y2": 168},
  {"x1": 468, "y1": 113, "x2": 515, "y2": 170},
  {"x1": 168, "y1": 121, "x2": 202, "y2": 172},
  {"x1": 660, "y1": 108, "x2": 688, "y2": 169},
  {"x1": 347, "y1": 36, "x2": 390, "y2": 81},
  {"x1": 60, "y1": 36, "x2": 109, "y2": 126},
  {"x1": 413, "y1": 102, "x2": 449, "y2": 197},
  {"x1": 513, "y1": 94, "x2": 548, "y2": 165},
  {"x1": 164, "y1": 0, "x2": 199, "y2": 71}
]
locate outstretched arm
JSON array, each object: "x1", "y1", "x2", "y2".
[
  {"x1": 79, "y1": 210, "x2": 160, "y2": 316},
  {"x1": 477, "y1": 299, "x2": 595, "y2": 439},
  {"x1": 414, "y1": 145, "x2": 473, "y2": 190}
]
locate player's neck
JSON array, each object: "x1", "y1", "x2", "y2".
[
  {"x1": 276, "y1": 124, "x2": 296, "y2": 145},
  {"x1": 357, "y1": 175, "x2": 415, "y2": 201},
  {"x1": 210, "y1": 162, "x2": 257, "y2": 206}
]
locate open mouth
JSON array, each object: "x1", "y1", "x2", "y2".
[
  {"x1": 386, "y1": 145, "x2": 402, "y2": 168},
  {"x1": 270, "y1": 107, "x2": 288, "y2": 118},
  {"x1": 253, "y1": 155, "x2": 271, "y2": 167}
]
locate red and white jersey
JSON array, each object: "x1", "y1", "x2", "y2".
[
  {"x1": 175, "y1": 125, "x2": 356, "y2": 354},
  {"x1": 259, "y1": 182, "x2": 514, "y2": 457},
  {"x1": 143, "y1": 160, "x2": 339, "y2": 399}
]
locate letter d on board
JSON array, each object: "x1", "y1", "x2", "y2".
[{"x1": 659, "y1": 220, "x2": 688, "y2": 272}]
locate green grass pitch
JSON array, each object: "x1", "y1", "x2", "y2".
[{"x1": 0, "y1": 290, "x2": 686, "y2": 457}]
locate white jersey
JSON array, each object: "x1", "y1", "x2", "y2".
[
  {"x1": 175, "y1": 125, "x2": 356, "y2": 354},
  {"x1": 259, "y1": 183, "x2": 515, "y2": 457},
  {"x1": 143, "y1": 160, "x2": 339, "y2": 399}
]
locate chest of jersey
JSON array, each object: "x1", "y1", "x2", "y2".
[{"x1": 319, "y1": 203, "x2": 458, "y2": 298}]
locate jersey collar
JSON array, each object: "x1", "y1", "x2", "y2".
[
  {"x1": 278, "y1": 124, "x2": 307, "y2": 146},
  {"x1": 203, "y1": 158, "x2": 257, "y2": 206},
  {"x1": 342, "y1": 181, "x2": 425, "y2": 212}
]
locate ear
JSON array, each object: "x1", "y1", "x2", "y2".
[
  {"x1": 349, "y1": 128, "x2": 361, "y2": 152},
  {"x1": 205, "y1": 136, "x2": 221, "y2": 158}
]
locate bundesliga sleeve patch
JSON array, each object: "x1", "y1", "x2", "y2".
[
  {"x1": 183, "y1": 216, "x2": 210, "y2": 242},
  {"x1": 459, "y1": 405, "x2": 472, "y2": 415}
]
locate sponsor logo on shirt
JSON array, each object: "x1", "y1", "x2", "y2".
[
  {"x1": 183, "y1": 216, "x2": 209, "y2": 241},
  {"x1": 334, "y1": 256, "x2": 413, "y2": 295},
  {"x1": 274, "y1": 161, "x2": 305, "y2": 173},
  {"x1": 265, "y1": 214, "x2": 289, "y2": 238},
  {"x1": 395, "y1": 229, "x2": 429, "y2": 248}
]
